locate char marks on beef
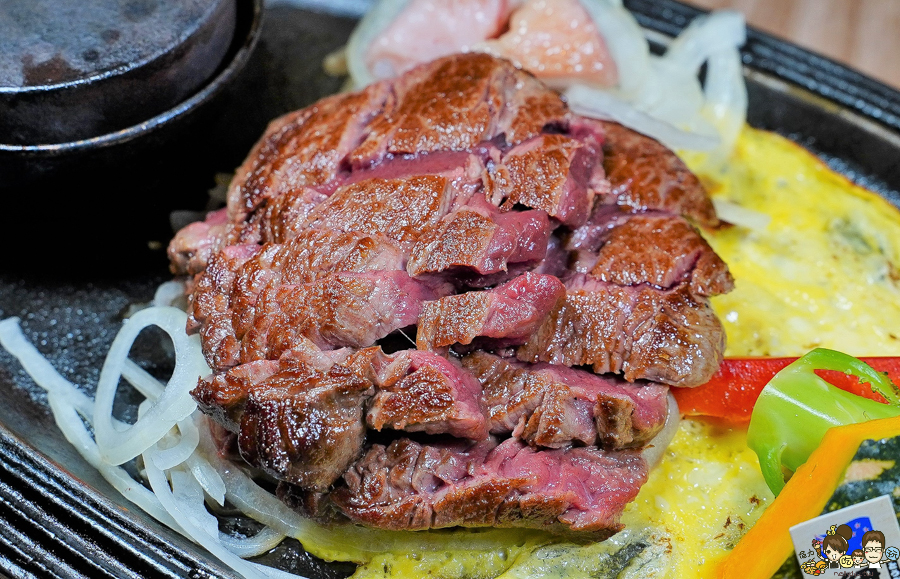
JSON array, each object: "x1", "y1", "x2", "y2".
[
  {"x1": 416, "y1": 273, "x2": 565, "y2": 350},
  {"x1": 599, "y1": 121, "x2": 719, "y2": 227},
  {"x1": 487, "y1": 123, "x2": 605, "y2": 228},
  {"x1": 407, "y1": 198, "x2": 552, "y2": 284},
  {"x1": 461, "y1": 351, "x2": 669, "y2": 449},
  {"x1": 569, "y1": 208, "x2": 734, "y2": 297},
  {"x1": 518, "y1": 276, "x2": 726, "y2": 387},
  {"x1": 366, "y1": 350, "x2": 488, "y2": 440},
  {"x1": 239, "y1": 270, "x2": 448, "y2": 362},
  {"x1": 239, "y1": 357, "x2": 374, "y2": 491},
  {"x1": 228, "y1": 85, "x2": 391, "y2": 222},
  {"x1": 174, "y1": 52, "x2": 733, "y2": 537},
  {"x1": 330, "y1": 437, "x2": 647, "y2": 538}
]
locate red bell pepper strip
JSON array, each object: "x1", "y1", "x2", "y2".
[{"x1": 671, "y1": 356, "x2": 900, "y2": 422}]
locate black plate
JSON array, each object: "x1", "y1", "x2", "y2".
[{"x1": 0, "y1": 1, "x2": 899, "y2": 577}]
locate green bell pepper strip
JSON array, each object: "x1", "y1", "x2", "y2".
[{"x1": 747, "y1": 348, "x2": 900, "y2": 495}]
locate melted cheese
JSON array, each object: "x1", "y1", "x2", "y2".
[{"x1": 329, "y1": 127, "x2": 900, "y2": 579}]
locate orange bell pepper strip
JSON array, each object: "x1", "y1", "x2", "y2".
[
  {"x1": 714, "y1": 414, "x2": 900, "y2": 579},
  {"x1": 671, "y1": 357, "x2": 900, "y2": 422}
]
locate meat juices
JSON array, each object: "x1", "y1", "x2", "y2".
[{"x1": 171, "y1": 53, "x2": 733, "y2": 538}]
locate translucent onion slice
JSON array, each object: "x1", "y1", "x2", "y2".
[
  {"x1": 220, "y1": 527, "x2": 286, "y2": 559},
  {"x1": 143, "y1": 448, "x2": 302, "y2": 579},
  {"x1": 152, "y1": 280, "x2": 187, "y2": 308},
  {"x1": 662, "y1": 10, "x2": 746, "y2": 73},
  {"x1": 123, "y1": 359, "x2": 165, "y2": 400},
  {"x1": 150, "y1": 417, "x2": 201, "y2": 471},
  {"x1": 576, "y1": 0, "x2": 650, "y2": 97},
  {"x1": 642, "y1": 392, "x2": 681, "y2": 469},
  {"x1": 712, "y1": 198, "x2": 772, "y2": 231},
  {"x1": 565, "y1": 84, "x2": 721, "y2": 151},
  {"x1": 0, "y1": 318, "x2": 183, "y2": 531},
  {"x1": 93, "y1": 306, "x2": 209, "y2": 466}
]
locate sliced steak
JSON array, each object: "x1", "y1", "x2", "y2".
[
  {"x1": 253, "y1": 188, "x2": 330, "y2": 245},
  {"x1": 517, "y1": 276, "x2": 725, "y2": 387},
  {"x1": 407, "y1": 196, "x2": 551, "y2": 282},
  {"x1": 188, "y1": 244, "x2": 261, "y2": 370},
  {"x1": 299, "y1": 175, "x2": 455, "y2": 245},
  {"x1": 569, "y1": 209, "x2": 734, "y2": 297},
  {"x1": 416, "y1": 272, "x2": 565, "y2": 350},
  {"x1": 193, "y1": 360, "x2": 279, "y2": 432},
  {"x1": 174, "y1": 52, "x2": 731, "y2": 539},
  {"x1": 238, "y1": 357, "x2": 376, "y2": 491},
  {"x1": 168, "y1": 208, "x2": 234, "y2": 277},
  {"x1": 486, "y1": 126, "x2": 604, "y2": 228},
  {"x1": 531, "y1": 234, "x2": 570, "y2": 278},
  {"x1": 189, "y1": 230, "x2": 405, "y2": 372},
  {"x1": 227, "y1": 83, "x2": 391, "y2": 222},
  {"x1": 599, "y1": 121, "x2": 718, "y2": 227},
  {"x1": 229, "y1": 230, "x2": 405, "y2": 340},
  {"x1": 240, "y1": 271, "x2": 450, "y2": 363},
  {"x1": 367, "y1": 350, "x2": 488, "y2": 440},
  {"x1": 461, "y1": 351, "x2": 668, "y2": 449},
  {"x1": 332, "y1": 437, "x2": 647, "y2": 537},
  {"x1": 350, "y1": 53, "x2": 568, "y2": 167}
]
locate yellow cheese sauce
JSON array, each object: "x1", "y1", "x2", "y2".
[{"x1": 303, "y1": 127, "x2": 900, "y2": 578}]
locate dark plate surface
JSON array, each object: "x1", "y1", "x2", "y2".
[{"x1": 0, "y1": 1, "x2": 899, "y2": 577}]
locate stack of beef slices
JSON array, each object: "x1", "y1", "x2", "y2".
[{"x1": 169, "y1": 52, "x2": 733, "y2": 539}]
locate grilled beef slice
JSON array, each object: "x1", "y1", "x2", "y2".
[
  {"x1": 416, "y1": 272, "x2": 565, "y2": 350},
  {"x1": 598, "y1": 120, "x2": 719, "y2": 227},
  {"x1": 518, "y1": 275, "x2": 726, "y2": 387},
  {"x1": 462, "y1": 351, "x2": 669, "y2": 449},
  {"x1": 330, "y1": 437, "x2": 647, "y2": 538},
  {"x1": 568, "y1": 208, "x2": 734, "y2": 297}
]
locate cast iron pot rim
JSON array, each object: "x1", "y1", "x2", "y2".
[
  {"x1": 0, "y1": 0, "x2": 233, "y2": 96},
  {"x1": 0, "y1": 0, "x2": 263, "y2": 156}
]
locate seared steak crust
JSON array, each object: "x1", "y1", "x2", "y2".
[
  {"x1": 330, "y1": 437, "x2": 647, "y2": 538},
  {"x1": 518, "y1": 276, "x2": 726, "y2": 387},
  {"x1": 569, "y1": 208, "x2": 734, "y2": 297},
  {"x1": 174, "y1": 53, "x2": 733, "y2": 537},
  {"x1": 598, "y1": 121, "x2": 719, "y2": 227},
  {"x1": 461, "y1": 351, "x2": 668, "y2": 449}
]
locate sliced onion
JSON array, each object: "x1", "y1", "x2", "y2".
[
  {"x1": 150, "y1": 417, "x2": 201, "y2": 471},
  {"x1": 185, "y1": 452, "x2": 227, "y2": 507},
  {"x1": 577, "y1": 0, "x2": 650, "y2": 97},
  {"x1": 143, "y1": 449, "x2": 303, "y2": 579},
  {"x1": 0, "y1": 317, "x2": 96, "y2": 415},
  {"x1": 565, "y1": 84, "x2": 720, "y2": 151},
  {"x1": 220, "y1": 527, "x2": 286, "y2": 559},
  {"x1": 0, "y1": 317, "x2": 184, "y2": 531},
  {"x1": 123, "y1": 359, "x2": 166, "y2": 400},
  {"x1": 662, "y1": 10, "x2": 746, "y2": 72},
  {"x1": 701, "y1": 48, "x2": 748, "y2": 161},
  {"x1": 93, "y1": 306, "x2": 209, "y2": 466},
  {"x1": 642, "y1": 392, "x2": 681, "y2": 469},
  {"x1": 152, "y1": 280, "x2": 187, "y2": 309},
  {"x1": 713, "y1": 198, "x2": 771, "y2": 231}
]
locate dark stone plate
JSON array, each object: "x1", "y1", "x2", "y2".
[{"x1": 0, "y1": 1, "x2": 898, "y2": 577}]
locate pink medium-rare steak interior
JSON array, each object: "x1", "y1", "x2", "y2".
[{"x1": 171, "y1": 52, "x2": 733, "y2": 537}]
